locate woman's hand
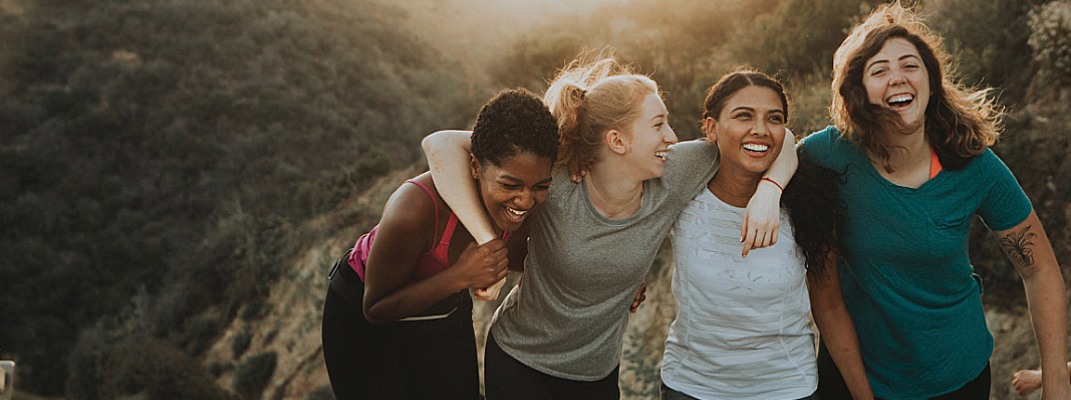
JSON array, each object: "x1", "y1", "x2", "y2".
[
  {"x1": 741, "y1": 180, "x2": 782, "y2": 257},
  {"x1": 450, "y1": 239, "x2": 509, "y2": 291},
  {"x1": 474, "y1": 278, "x2": 507, "y2": 301},
  {"x1": 629, "y1": 281, "x2": 647, "y2": 313}
]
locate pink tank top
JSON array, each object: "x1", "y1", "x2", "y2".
[{"x1": 347, "y1": 180, "x2": 508, "y2": 282}]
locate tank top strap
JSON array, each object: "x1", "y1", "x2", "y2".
[
  {"x1": 432, "y1": 213, "x2": 460, "y2": 263},
  {"x1": 404, "y1": 179, "x2": 440, "y2": 247},
  {"x1": 929, "y1": 147, "x2": 943, "y2": 179}
]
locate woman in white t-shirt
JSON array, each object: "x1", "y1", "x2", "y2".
[{"x1": 660, "y1": 68, "x2": 872, "y2": 400}]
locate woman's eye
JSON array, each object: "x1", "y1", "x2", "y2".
[
  {"x1": 734, "y1": 113, "x2": 752, "y2": 121},
  {"x1": 870, "y1": 68, "x2": 886, "y2": 76},
  {"x1": 501, "y1": 184, "x2": 521, "y2": 190},
  {"x1": 769, "y1": 115, "x2": 785, "y2": 124}
]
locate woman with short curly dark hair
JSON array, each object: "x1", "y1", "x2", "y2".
[{"x1": 321, "y1": 88, "x2": 558, "y2": 399}]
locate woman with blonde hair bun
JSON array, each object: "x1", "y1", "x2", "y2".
[{"x1": 423, "y1": 55, "x2": 796, "y2": 399}]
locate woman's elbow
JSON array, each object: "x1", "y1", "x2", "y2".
[{"x1": 362, "y1": 305, "x2": 392, "y2": 325}]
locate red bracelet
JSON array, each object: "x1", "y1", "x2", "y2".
[{"x1": 761, "y1": 177, "x2": 784, "y2": 192}]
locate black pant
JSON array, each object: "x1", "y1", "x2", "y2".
[
  {"x1": 484, "y1": 331, "x2": 620, "y2": 400},
  {"x1": 321, "y1": 262, "x2": 478, "y2": 400},
  {"x1": 816, "y1": 343, "x2": 990, "y2": 400}
]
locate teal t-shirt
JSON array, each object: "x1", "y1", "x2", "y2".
[{"x1": 800, "y1": 126, "x2": 1032, "y2": 399}]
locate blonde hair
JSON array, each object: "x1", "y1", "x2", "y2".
[
  {"x1": 831, "y1": 2, "x2": 1003, "y2": 172},
  {"x1": 544, "y1": 56, "x2": 659, "y2": 176}
]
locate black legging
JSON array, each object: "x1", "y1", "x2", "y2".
[
  {"x1": 484, "y1": 331, "x2": 620, "y2": 400},
  {"x1": 321, "y1": 264, "x2": 479, "y2": 400},
  {"x1": 816, "y1": 342, "x2": 990, "y2": 400}
]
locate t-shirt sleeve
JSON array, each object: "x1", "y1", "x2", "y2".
[
  {"x1": 798, "y1": 126, "x2": 841, "y2": 170},
  {"x1": 976, "y1": 149, "x2": 1033, "y2": 231},
  {"x1": 662, "y1": 139, "x2": 719, "y2": 202}
]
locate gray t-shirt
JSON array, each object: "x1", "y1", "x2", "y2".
[{"x1": 489, "y1": 140, "x2": 719, "y2": 381}]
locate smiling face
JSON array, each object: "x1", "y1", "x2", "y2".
[
  {"x1": 707, "y1": 85, "x2": 787, "y2": 178},
  {"x1": 623, "y1": 92, "x2": 678, "y2": 180},
  {"x1": 471, "y1": 150, "x2": 554, "y2": 233},
  {"x1": 863, "y1": 37, "x2": 931, "y2": 133}
]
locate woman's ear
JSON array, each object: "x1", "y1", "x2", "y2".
[
  {"x1": 605, "y1": 128, "x2": 629, "y2": 155},
  {"x1": 702, "y1": 117, "x2": 717, "y2": 142},
  {"x1": 469, "y1": 154, "x2": 481, "y2": 180}
]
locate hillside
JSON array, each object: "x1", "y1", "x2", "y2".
[{"x1": 0, "y1": 0, "x2": 477, "y2": 396}]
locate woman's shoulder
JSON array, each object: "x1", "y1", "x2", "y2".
[
  {"x1": 380, "y1": 172, "x2": 440, "y2": 232},
  {"x1": 799, "y1": 126, "x2": 856, "y2": 168},
  {"x1": 799, "y1": 126, "x2": 843, "y2": 149},
  {"x1": 956, "y1": 147, "x2": 1012, "y2": 176},
  {"x1": 666, "y1": 139, "x2": 718, "y2": 165}
]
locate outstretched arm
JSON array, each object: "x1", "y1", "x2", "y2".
[
  {"x1": 994, "y1": 210, "x2": 1071, "y2": 400},
  {"x1": 422, "y1": 130, "x2": 496, "y2": 244},
  {"x1": 809, "y1": 251, "x2": 873, "y2": 400},
  {"x1": 741, "y1": 130, "x2": 798, "y2": 256}
]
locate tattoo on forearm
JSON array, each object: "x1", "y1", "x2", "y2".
[{"x1": 999, "y1": 225, "x2": 1037, "y2": 269}]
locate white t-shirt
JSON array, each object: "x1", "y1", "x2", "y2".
[{"x1": 661, "y1": 189, "x2": 817, "y2": 400}]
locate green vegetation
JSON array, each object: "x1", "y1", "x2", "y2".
[
  {"x1": 232, "y1": 352, "x2": 276, "y2": 400},
  {"x1": 0, "y1": 0, "x2": 475, "y2": 396}
]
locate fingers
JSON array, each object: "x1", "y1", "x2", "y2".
[
  {"x1": 629, "y1": 281, "x2": 648, "y2": 313},
  {"x1": 474, "y1": 278, "x2": 507, "y2": 301},
  {"x1": 570, "y1": 168, "x2": 588, "y2": 183},
  {"x1": 740, "y1": 213, "x2": 749, "y2": 243},
  {"x1": 741, "y1": 226, "x2": 755, "y2": 257},
  {"x1": 459, "y1": 239, "x2": 510, "y2": 289}
]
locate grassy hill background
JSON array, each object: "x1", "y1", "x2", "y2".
[{"x1": 1, "y1": 0, "x2": 1068, "y2": 398}]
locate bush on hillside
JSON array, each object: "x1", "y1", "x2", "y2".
[
  {"x1": 233, "y1": 352, "x2": 277, "y2": 400},
  {"x1": 1028, "y1": 1, "x2": 1071, "y2": 86}
]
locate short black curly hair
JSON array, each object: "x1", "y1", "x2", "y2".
[{"x1": 471, "y1": 88, "x2": 559, "y2": 167}]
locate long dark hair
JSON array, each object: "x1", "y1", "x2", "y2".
[{"x1": 782, "y1": 153, "x2": 848, "y2": 280}]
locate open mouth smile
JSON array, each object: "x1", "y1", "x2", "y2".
[
  {"x1": 886, "y1": 94, "x2": 914, "y2": 109},
  {"x1": 742, "y1": 143, "x2": 770, "y2": 153}
]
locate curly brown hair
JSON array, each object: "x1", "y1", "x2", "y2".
[{"x1": 831, "y1": 2, "x2": 1003, "y2": 172}]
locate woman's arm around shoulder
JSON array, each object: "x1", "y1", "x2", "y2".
[
  {"x1": 742, "y1": 130, "x2": 799, "y2": 256},
  {"x1": 422, "y1": 130, "x2": 497, "y2": 244}
]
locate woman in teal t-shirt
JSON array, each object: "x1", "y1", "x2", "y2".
[{"x1": 800, "y1": 3, "x2": 1071, "y2": 400}]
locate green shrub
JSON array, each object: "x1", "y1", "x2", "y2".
[
  {"x1": 233, "y1": 352, "x2": 277, "y2": 400},
  {"x1": 231, "y1": 330, "x2": 252, "y2": 358},
  {"x1": 1028, "y1": 1, "x2": 1071, "y2": 85}
]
